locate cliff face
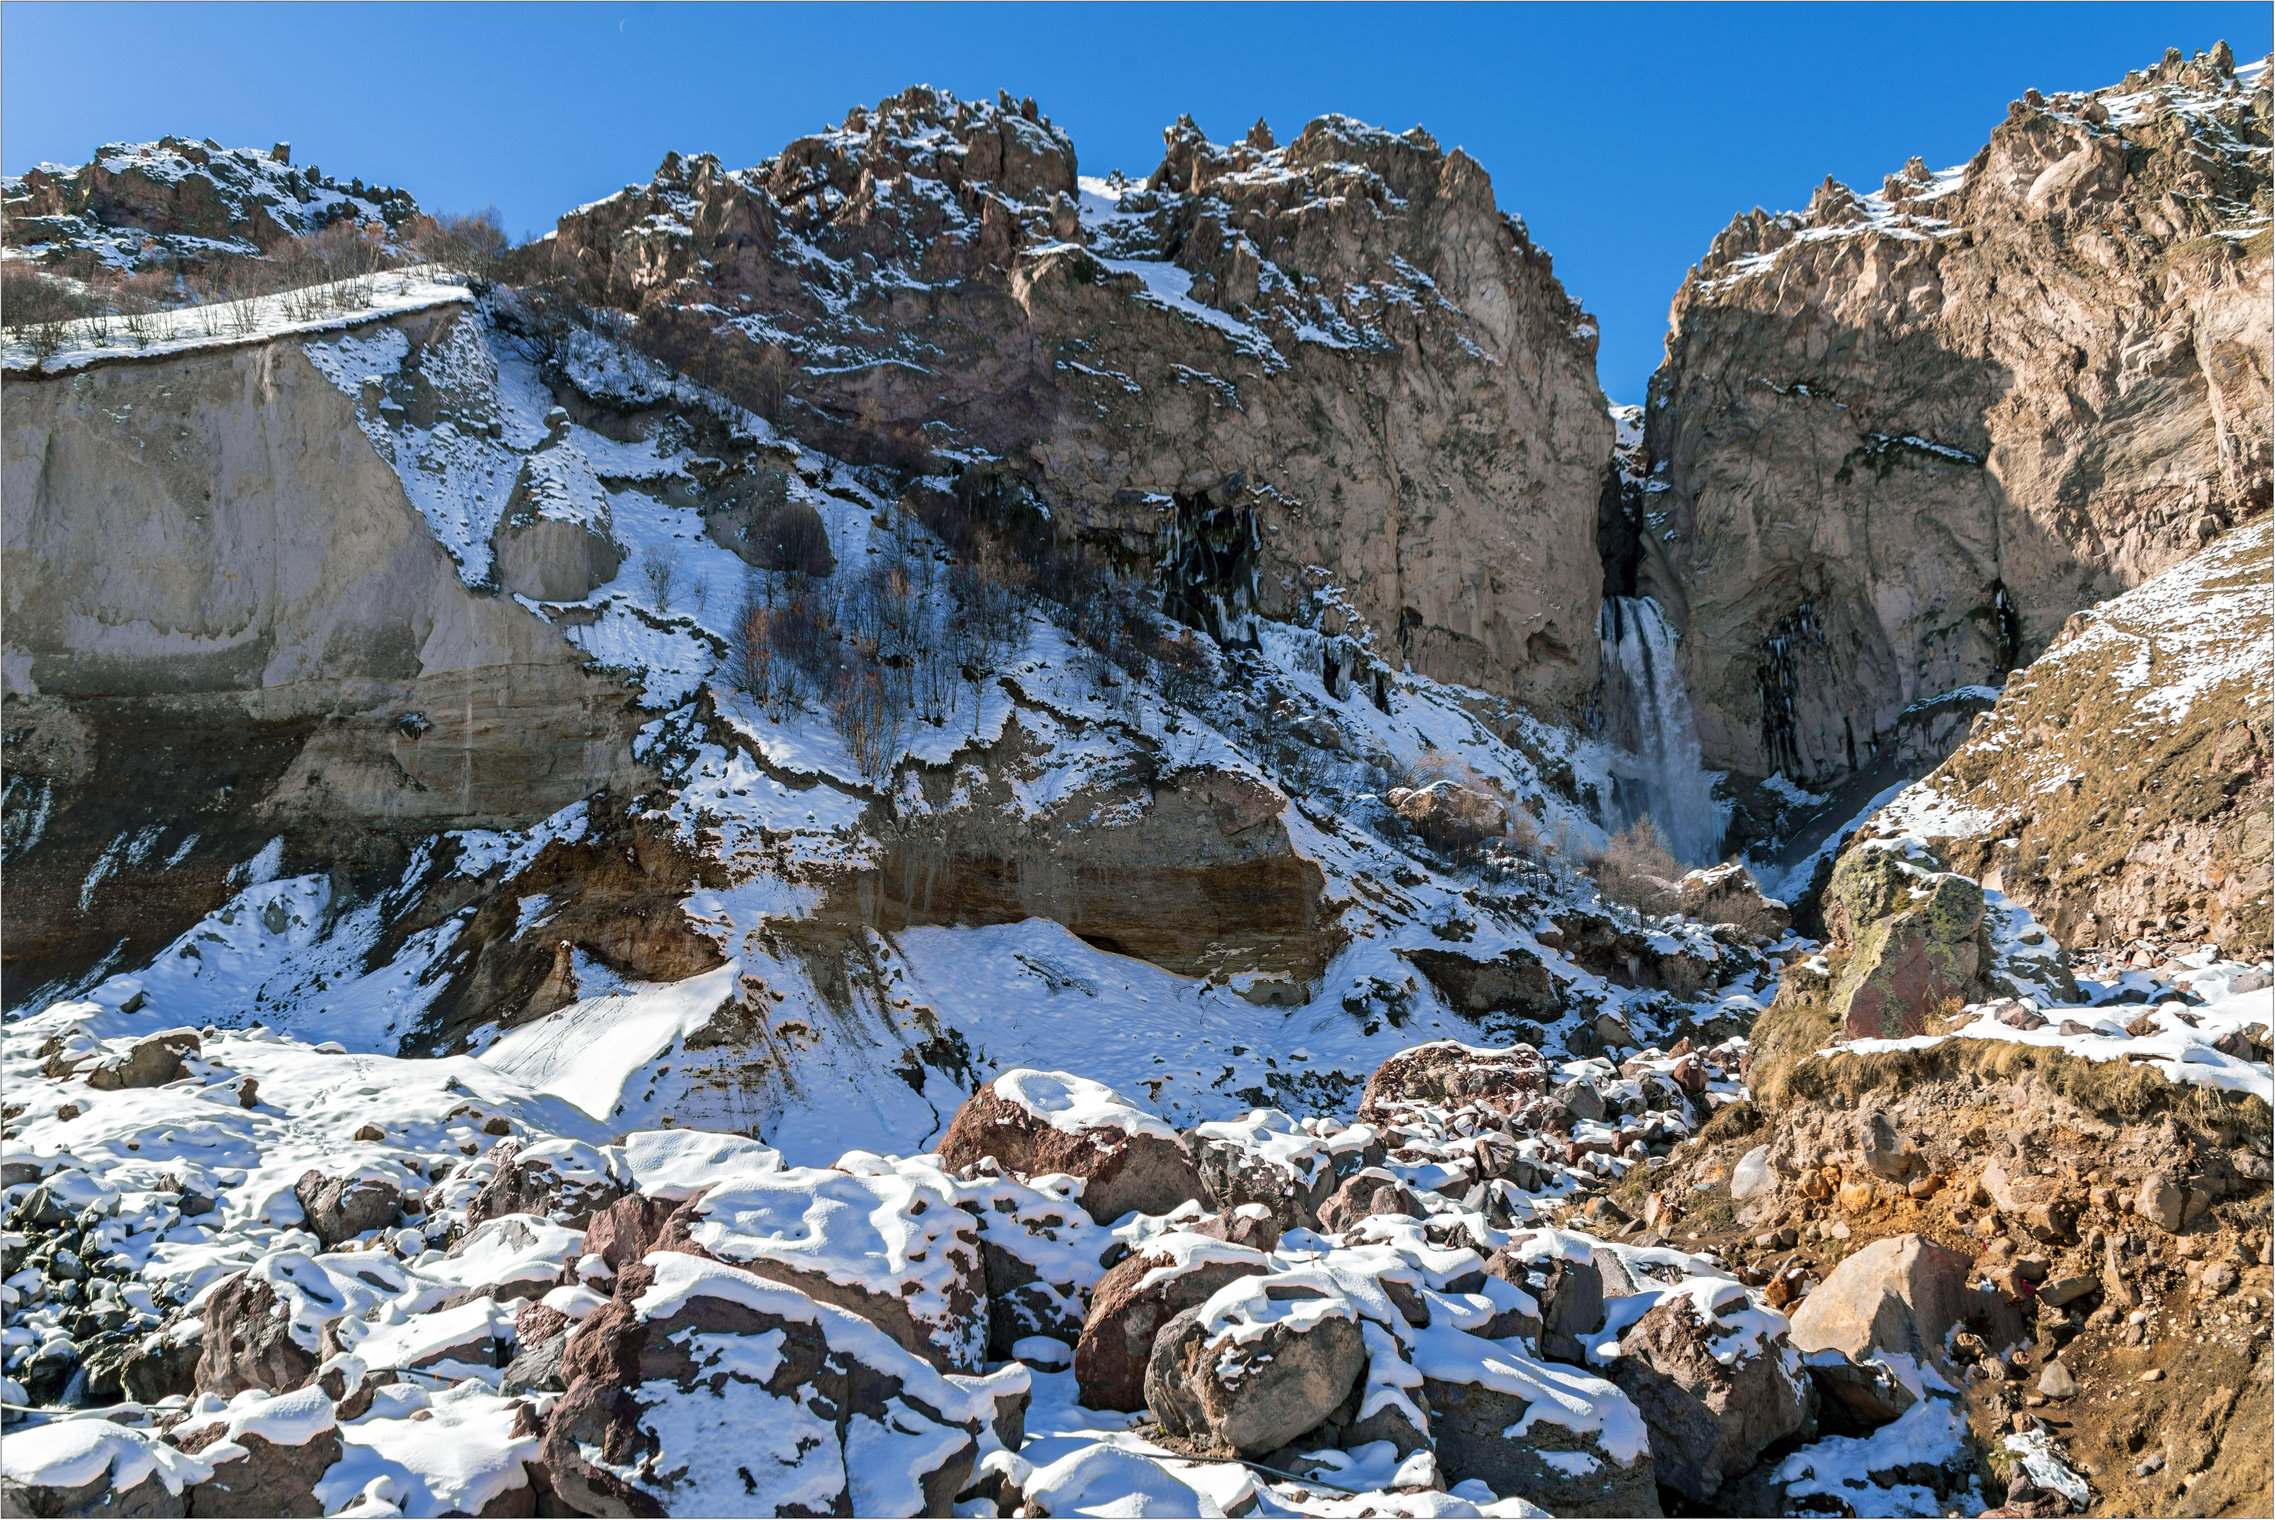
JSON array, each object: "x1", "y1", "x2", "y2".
[
  {"x1": 530, "y1": 87, "x2": 1613, "y2": 720},
  {"x1": 1865, "y1": 518, "x2": 2271, "y2": 956},
  {"x1": 0, "y1": 311, "x2": 644, "y2": 1006},
  {"x1": 1640, "y1": 46, "x2": 2272, "y2": 788}
]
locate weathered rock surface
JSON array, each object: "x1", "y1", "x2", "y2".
[
  {"x1": 546, "y1": 1251, "x2": 986, "y2": 1517},
  {"x1": 1423, "y1": 1365, "x2": 1661, "y2": 1517},
  {"x1": 1786, "y1": 1233, "x2": 1980, "y2": 1367},
  {"x1": 1825, "y1": 842, "x2": 1986, "y2": 1038},
  {"x1": 195, "y1": 1273, "x2": 314, "y2": 1398},
  {"x1": 529, "y1": 87, "x2": 1614, "y2": 721},
  {"x1": 1640, "y1": 49, "x2": 2272, "y2": 789},
  {"x1": 291, "y1": 1171, "x2": 402, "y2": 1249}
]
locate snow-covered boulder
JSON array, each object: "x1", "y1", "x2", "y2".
[
  {"x1": 1182, "y1": 1108, "x2": 1335, "y2": 1230},
  {"x1": 1072, "y1": 1231, "x2": 1270, "y2": 1411},
  {"x1": 1606, "y1": 1290, "x2": 1813, "y2": 1501},
  {"x1": 1154, "y1": 1270, "x2": 1368, "y2": 1456},
  {"x1": 546, "y1": 1251, "x2": 991, "y2": 1517},
  {"x1": 936, "y1": 1070, "x2": 1210, "y2": 1225},
  {"x1": 464, "y1": 1137, "x2": 627, "y2": 1229},
  {"x1": 681, "y1": 1154, "x2": 989, "y2": 1372},
  {"x1": 0, "y1": 1418, "x2": 211, "y2": 1518},
  {"x1": 956, "y1": 1168, "x2": 1114, "y2": 1360},
  {"x1": 1418, "y1": 1340, "x2": 1661, "y2": 1517},
  {"x1": 1356, "y1": 1040, "x2": 1551, "y2": 1127},
  {"x1": 170, "y1": 1384, "x2": 340, "y2": 1517}
]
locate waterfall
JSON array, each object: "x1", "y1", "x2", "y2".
[{"x1": 1597, "y1": 596, "x2": 1726, "y2": 867}]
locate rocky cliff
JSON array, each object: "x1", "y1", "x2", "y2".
[
  {"x1": 3, "y1": 136, "x2": 417, "y2": 274},
  {"x1": 527, "y1": 86, "x2": 1614, "y2": 720},
  {"x1": 0, "y1": 301, "x2": 644, "y2": 1008},
  {"x1": 1637, "y1": 46, "x2": 2272, "y2": 789}
]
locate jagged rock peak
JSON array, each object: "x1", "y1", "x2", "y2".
[{"x1": 1690, "y1": 47, "x2": 2271, "y2": 283}]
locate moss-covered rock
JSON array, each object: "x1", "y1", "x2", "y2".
[{"x1": 1827, "y1": 844, "x2": 1984, "y2": 1040}]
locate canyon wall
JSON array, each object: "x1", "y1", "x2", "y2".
[{"x1": 1638, "y1": 46, "x2": 2271, "y2": 787}]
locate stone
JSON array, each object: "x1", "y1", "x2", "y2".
[
  {"x1": 1677, "y1": 864, "x2": 1792, "y2": 936},
  {"x1": 1182, "y1": 1110, "x2": 1333, "y2": 1231},
  {"x1": 1170, "y1": 1287, "x2": 1367, "y2": 1456},
  {"x1": 1787, "y1": 1234, "x2": 1996, "y2": 1369},
  {"x1": 1858, "y1": 1110, "x2": 1909, "y2": 1179},
  {"x1": 546, "y1": 1252, "x2": 983, "y2": 1517},
  {"x1": 2036, "y1": 1276, "x2": 2096, "y2": 1309},
  {"x1": 1609, "y1": 1295, "x2": 1814, "y2": 1500},
  {"x1": 1801, "y1": 1347, "x2": 1916, "y2": 1429},
  {"x1": 81, "y1": 1029, "x2": 200, "y2": 1091},
  {"x1": 2136, "y1": 1173, "x2": 2186, "y2": 1233},
  {"x1": 1192, "y1": 1203, "x2": 1282, "y2": 1253},
  {"x1": 173, "y1": 1388, "x2": 340, "y2": 1517},
  {"x1": 1392, "y1": 780, "x2": 1510, "y2": 858},
  {"x1": 290, "y1": 1171, "x2": 402, "y2": 1249},
  {"x1": 1424, "y1": 1371, "x2": 1661, "y2": 1517},
  {"x1": 1730, "y1": 1145, "x2": 1778, "y2": 1200},
  {"x1": 1073, "y1": 1235, "x2": 1268, "y2": 1411},
  {"x1": 196, "y1": 1272, "x2": 315, "y2": 1398},
  {"x1": 1316, "y1": 1172, "x2": 1423, "y2": 1235},
  {"x1": 1356, "y1": 1040, "x2": 1551, "y2": 1127},
  {"x1": 935, "y1": 1070, "x2": 1211, "y2": 1226},
  {"x1": 2037, "y1": 1360, "x2": 2077, "y2": 1399},
  {"x1": 1827, "y1": 846, "x2": 1986, "y2": 1040},
  {"x1": 464, "y1": 1138, "x2": 627, "y2": 1230}
]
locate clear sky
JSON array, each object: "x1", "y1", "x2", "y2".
[{"x1": 5, "y1": 2, "x2": 2267, "y2": 400}]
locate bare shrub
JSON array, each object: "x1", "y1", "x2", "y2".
[
  {"x1": 1589, "y1": 817, "x2": 1683, "y2": 916},
  {"x1": 3, "y1": 264, "x2": 84, "y2": 357},
  {"x1": 833, "y1": 667, "x2": 908, "y2": 784},
  {"x1": 639, "y1": 545, "x2": 677, "y2": 613},
  {"x1": 405, "y1": 206, "x2": 511, "y2": 281}
]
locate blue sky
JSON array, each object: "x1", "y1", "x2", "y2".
[{"x1": 6, "y1": 3, "x2": 2267, "y2": 400}]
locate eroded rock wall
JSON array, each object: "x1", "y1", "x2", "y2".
[
  {"x1": 1, "y1": 324, "x2": 644, "y2": 1005},
  {"x1": 1642, "y1": 46, "x2": 2272, "y2": 786}
]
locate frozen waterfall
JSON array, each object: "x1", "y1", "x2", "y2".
[{"x1": 1597, "y1": 596, "x2": 1727, "y2": 867}]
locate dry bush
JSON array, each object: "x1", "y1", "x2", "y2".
[
  {"x1": 833, "y1": 667, "x2": 908, "y2": 784},
  {"x1": 1588, "y1": 817, "x2": 1683, "y2": 916},
  {"x1": 639, "y1": 545, "x2": 678, "y2": 613},
  {"x1": 404, "y1": 206, "x2": 510, "y2": 281}
]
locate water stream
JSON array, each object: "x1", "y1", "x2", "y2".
[{"x1": 1597, "y1": 595, "x2": 1727, "y2": 867}]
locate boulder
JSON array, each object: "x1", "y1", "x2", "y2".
[
  {"x1": 1801, "y1": 1348, "x2": 1917, "y2": 1430},
  {"x1": 2136, "y1": 1171, "x2": 2186, "y2": 1233},
  {"x1": 0, "y1": 1421, "x2": 201, "y2": 1519},
  {"x1": 683, "y1": 1158, "x2": 989, "y2": 1373},
  {"x1": 1420, "y1": 1349, "x2": 1660, "y2": 1517},
  {"x1": 1607, "y1": 1294, "x2": 1813, "y2": 1500},
  {"x1": 546, "y1": 1252, "x2": 988, "y2": 1518},
  {"x1": 1357, "y1": 1041, "x2": 1550, "y2": 1126},
  {"x1": 1073, "y1": 1234, "x2": 1269, "y2": 1411},
  {"x1": 1182, "y1": 1110, "x2": 1333, "y2": 1230},
  {"x1": 960, "y1": 1171, "x2": 1114, "y2": 1361},
  {"x1": 196, "y1": 1273, "x2": 315, "y2": 1398},
  {"x1": 936, "y1": 1070, "x2": 1209, "y2": 1225},
  {"x1": 1827, "y1": 845, "x2": 1986, "y2": 1039},
  {"x1": 82, "y1": 1029, "x2": 202, "y2": 1091},
  {"x1": 1730, "y1": 1145, "x2": 1778, "y2": 1200},
  {"x1": 465, "y1": 1138, "x2": 626, "y2": 1229},
  {"x1": 1157, "y1": 1278, "x2": 1367, "y2": 1456},
  {"x1": 1787, "y1": 1234, "x2": 2004, "y2": 1368},
  {"x1": 1316, "y1": 1173, "x2": 1423, "y2": 1235},
  {"x1": 172, "y1": 1385, "x2": 339, "y2": 1517},
  {"x1": 1193, "y1": 1203, "x2": 1282, "y2": 1252},
  {"x1": 290, "y1": 1172, "x2": 401, "y2": 1249},
  {"x1": 1390, "y1": 779, "x2": 1509, "y2": 857}
]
